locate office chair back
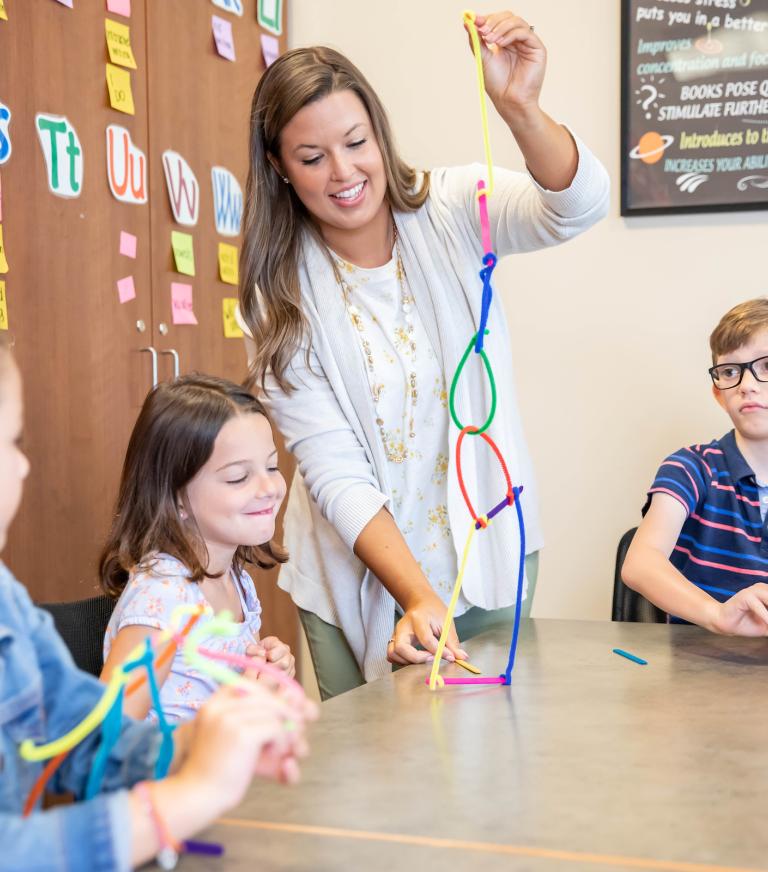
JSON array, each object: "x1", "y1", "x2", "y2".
[
  {"x1": 38, "y1": 594, "x2": 116, "y2": 677},
  {"x1": 612, "y1": 527, "x2": 666, "y2": 623}
]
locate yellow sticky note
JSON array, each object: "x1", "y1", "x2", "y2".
[
  {"x1": 0, "y1": 0, "x2": 8, "y2": 22},
  {"x1": 105, "y1": 19, "x2": 137, "y2": 69},
  {"x1": 0, "y1": 281, "x2": 7, "y2": 330},
  {"x1": 218, "y1": 242, "x2": 239, "y2": 285},
  {"x1": 106, "y1": 64, "x2": 135, "y2": 115},
  {"x1": 171, "y1": 231, "x2": 195, "y2": 276},
  {"x1": 0, "y1": 225, "x2": 8, "y2": 274},
  {"x1": 222, "y1": 298, "x2": 243, "y2": 339}
]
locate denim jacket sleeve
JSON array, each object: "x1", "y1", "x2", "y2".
[{"x1": 0, "y1": 563, "x2": 162, "y2": 871}]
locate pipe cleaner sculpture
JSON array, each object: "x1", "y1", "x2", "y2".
[
  {"x1": 21, "y1": 602, "x2": 306, "y2": 845},
  {"x1": 426, "y1": 11, "x2": 527, "y2": 691}
]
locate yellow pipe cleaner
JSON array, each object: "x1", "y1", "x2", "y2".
[
  {"x1": 19, "y1": 604, "x2": 206, "y2": 762},
  {"x1": 463, "y1": 10, "x2": 494, "y2": 199},
  {"x1": 428, "y1": 521, "x2": 482, "y2": 691}
]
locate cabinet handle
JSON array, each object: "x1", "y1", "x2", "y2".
[
  {"x1": 139, "y1": 346, "x2": 158, "y2": 388},
  {"x1": 161, "y1": 348, "x2": 180, "y2": 379}
]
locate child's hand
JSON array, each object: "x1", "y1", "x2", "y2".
[
  {"x1": 713, "y1": 584, "x2": 768, "y2": 636},
  {"x1": 246, "y1": 637, "x2": 296, "y2": 678},
  {"x1": 179, "y1": 682, "x2": 308, "y2": 812}
]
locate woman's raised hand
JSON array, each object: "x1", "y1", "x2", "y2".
[{"x1": 465, "y1": 11, "x2": 546, "y2": 118}]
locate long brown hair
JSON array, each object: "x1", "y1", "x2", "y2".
[
  {"x1": 240, "y1": 46, "x2": 430, "y2": 394},
  {"x1": 99, "y1": 374, "x2": 287, "y2": 598}
]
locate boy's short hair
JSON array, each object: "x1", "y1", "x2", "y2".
[{"x1": 710, "y1": 298, "x2": 768, "y2": 363}]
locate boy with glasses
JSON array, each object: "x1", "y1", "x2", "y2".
[{"x1": 623, "y1": 298, "x2": 768, "y2": 634}]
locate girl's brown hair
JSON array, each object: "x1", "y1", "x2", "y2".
[
  {"x1": 239, "y1": 46, "x2": 430, "y2": 393},
  {"x1": 99, "y1": 374, "x2": 287, "y2": 598}
]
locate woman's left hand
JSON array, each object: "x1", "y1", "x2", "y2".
[{"x1": 465, "y1": 11, "x2": 546, "y2": 118}]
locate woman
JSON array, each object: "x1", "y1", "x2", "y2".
[{"x1": 238, "y1": 11, "x2": 609, "y2": 699}]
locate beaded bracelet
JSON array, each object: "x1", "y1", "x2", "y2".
[{"x1": 134, "y1": 781, "x2": 181, "y2": 871}]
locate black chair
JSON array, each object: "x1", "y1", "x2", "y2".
[
  {"x1": 611, "y1": 527, "x2": 666, "y2": 623},
  {"x1": 38, "y1": 594, "x2": 117, "y2": 677}
]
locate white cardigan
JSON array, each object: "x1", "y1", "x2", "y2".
[{"x1": 243, "y1": 133, "x2": 610, "y2": 681}]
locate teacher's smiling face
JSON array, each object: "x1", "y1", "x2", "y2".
[{"x1": 273, "y1": 89, "x2": 388, "y2": 241}]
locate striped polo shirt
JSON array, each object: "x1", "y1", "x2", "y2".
[{"x1": 643, "y1": 430, "x2": 768, "y2": 603}]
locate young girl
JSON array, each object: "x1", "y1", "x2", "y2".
[
  {"x1": 0, "y1": 337, "x2": 314, "y2": 870},
  {"x1": 238, "y1": 11, "x2": 610, "y2": 698},
  {"x1": 101, "y1": 374, "x2": 295, "y2": 722}
]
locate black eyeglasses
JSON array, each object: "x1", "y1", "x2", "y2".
[{"x1": 709, "y1": 355, "x2": 768, "y2": 389}]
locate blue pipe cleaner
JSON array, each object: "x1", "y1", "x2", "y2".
[
  {"x1": 474, "y1": 252, "x2": 497, "y2": 354},
  {"x1": 501, "y1": 486, "x2": 526, "y2": 685}
]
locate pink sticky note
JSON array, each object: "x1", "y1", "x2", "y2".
[
  {"x1": 212, "y1": 15, "x2": 236, "y2": 61},
  {"x1": 119, "y1": 231, "x2": 137, "y2": 259},
  {"x1": 106, "y1": 0, "x2": 131, "y2": 15},
  {"x1": 54, "y1": 0, "x2": 74, "y2": 7},
  {"x1": 171, "y1": 282, "x2": 198, "y2": 325},
  {"x1": 260, "y1": 33, "x2": 279, "y2": 68},
  {"x1": 116, "y1": 275, "x2": 136, "y2": 304}
]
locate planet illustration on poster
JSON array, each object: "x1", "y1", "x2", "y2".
[{"x1": 628, "y1": 131, "x2": 674, "y2": 165}]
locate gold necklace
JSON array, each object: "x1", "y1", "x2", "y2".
[{"x1": 334, "y1": 226, "x2": 418, "y2": 464}]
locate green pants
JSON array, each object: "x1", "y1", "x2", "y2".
[{"x1": 300, "y1": 551, "x2": 539, "y2": 701}]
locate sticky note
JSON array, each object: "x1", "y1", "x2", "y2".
[
  {"x1": 212, "y1": 15, "x2": 235, "y2": 61},
  {"x1": 119, "y1": 230, "x2": 137, "y2": 259},
  {"x1": 116, "y1": 275, "x2": 136, "y2": 303},
  {"x1": 0, "y1": 225, "x2": 8, "y2": 274},
  {"x1": 171, "y1": 231, "x2": 195, "y2": 276},
  {"x1": 0, "y1": 281, "x2": 7, "y2": 330},
  {"x1": 107, "y1": 0, "x2": 131, "y2": 16},
  {"x1": 257, "y1": 0, "x2": 282, "y2": 35},
  {"x1": 260, "y1": 33, "x2": 279, "y2": 68},
  {"x1": 105, "y1": 19, "x2": 137, "y2": 69},
  {"x1": 0, "y1": 173, "x2": 3, "y2": 223},
  {"x1": 54, "y1": 0, "x2": 74, "y2": 7},
  {"x1": 106, "y1": 64, "x2": 135, "y2": 115},
  {"x1": 171, "y1": 282, "x2": 197, "y2": 325},
  {"x1": 222, "y1": 298, "x2": 243, "y2": 338},
  {"x1": 0, "y1": 1, "x2": 8, "y2": 21},
  {"x1": 218, "y1": 242, "x2": 238, "y2": 285}
]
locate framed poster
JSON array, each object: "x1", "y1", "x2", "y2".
[{"x1": 621, "y1": 0, "x2": 768, "y2": 215}]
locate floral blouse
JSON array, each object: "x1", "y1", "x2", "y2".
[
  {"x1": 103, "y1": 553, "x2": 262, "y2": 723},
  {"x1": 336, "y1": 251, "x2": 469, "y2": 613}
]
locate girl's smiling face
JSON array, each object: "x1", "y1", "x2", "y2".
[
  {"x1": 0, "y1": 356, "x2": 30, "y2": 552},
  {"x1": 183, "y1": 412, "x2": 286, "y2": 573}
]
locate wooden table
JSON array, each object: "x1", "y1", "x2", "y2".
[{"x1": 188, "y1": 619, "x2": 768, "y2": 871}]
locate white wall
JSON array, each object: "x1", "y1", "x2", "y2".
[{"x1": 288, "y1": 0, "x2": 768, "y2": 622}]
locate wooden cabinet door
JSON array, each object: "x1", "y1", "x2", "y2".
[
  {"x1": 144, "y1": 0, "x2": 297, "y2": 649},
  {"x1": 0, "y1": 0, "x2": 154, "y2": 601}
]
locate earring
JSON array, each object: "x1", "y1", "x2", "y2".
[
  {"x1": 281, "y1": 176, "x2": 290, "y2": 184},
  {"x1": 178, "y1": 507, "x2": 187, "y2": 520}
]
